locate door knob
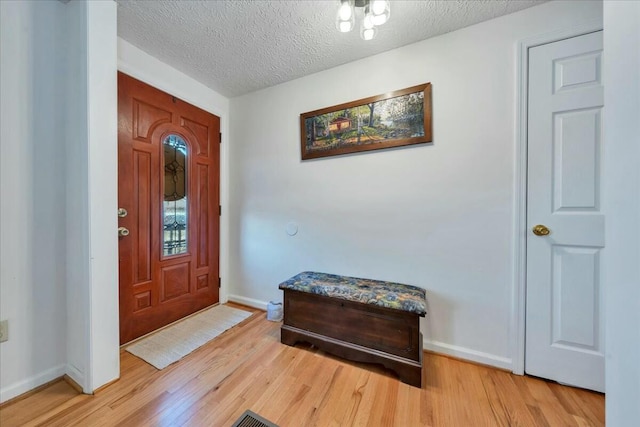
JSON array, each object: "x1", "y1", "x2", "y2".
[
  {"x1": 118, "y1": 208, "x2": 128, "y2": 218},
  {"x1": 118, "y1": 227, "x2": 130, "y2": 237},
  {"x1": 532, "y1": 224, "x2": 550, "y2": 236}
]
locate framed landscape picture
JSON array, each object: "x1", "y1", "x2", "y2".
[{"x1": 300, "y1": 83, "x2": 432, "y2": 160}]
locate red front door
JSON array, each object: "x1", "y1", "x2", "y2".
[{"x1": 117, "y1": 72, "x2": 220, "y2": 344}]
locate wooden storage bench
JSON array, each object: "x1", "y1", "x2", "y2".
[{"x1": 278, "y1": 271, "x2": 427, "y2": 388}]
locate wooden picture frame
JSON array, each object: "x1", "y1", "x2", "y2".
[{"x1": 300, "y1": 83, "x2": 432, "y2": 160}]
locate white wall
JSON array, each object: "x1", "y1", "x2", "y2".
[
  {"x1": 0, "y1": 0, "x2": 119, "y2": 401},
  {"x1": 228, "y1": 0, "x2": 603, "y2": 368},
  {"x1": 0, "y1": 18, "x2": 231, "y2": 400},
  {"x1": 2, "y1": 0, "x2": 624, "y2": 405},
  {"x1": 0, "y1": 0, "x2": 69, "y2": 402},
  {"x1": 117, "y1": 38, "x2": 231, "y2": 303},
  {"x1": 603, "y1": 1, "x2": 640, "y2": 424}
]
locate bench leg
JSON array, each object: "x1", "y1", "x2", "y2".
[
  {"x1": 391, "y1": 362, "x2": 423, "y2": 388},
  {"x1": 280, "y1": 327, "x2": 299, "y2": 347}
]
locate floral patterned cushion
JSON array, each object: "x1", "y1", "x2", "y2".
[{"x1": 278, "y1": 271, "x2": 427, "y2": 316}]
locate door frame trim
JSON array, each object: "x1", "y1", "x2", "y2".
[{"x1": 511, "y1": 21, "x2": 603, "y2": 375}]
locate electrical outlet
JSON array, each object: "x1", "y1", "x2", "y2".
[{"x1": 0, "y1": 320, "x2": 8, "y2": 343}]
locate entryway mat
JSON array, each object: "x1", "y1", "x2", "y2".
[{"x1": 125, "y1": 305, "x2": 252, "y2": 369}]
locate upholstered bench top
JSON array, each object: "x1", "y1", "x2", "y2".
[{"x1": 278, "y1": 271, "x2": 427, "y2": 316}]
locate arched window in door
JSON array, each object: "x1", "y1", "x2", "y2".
[{"x1": 163, "y1": 134, "x2": 188, "y2": 256}]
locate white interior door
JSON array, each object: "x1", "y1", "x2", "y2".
[{"x1": 525, "y1": 31, "x2": 604, "y2": 392}]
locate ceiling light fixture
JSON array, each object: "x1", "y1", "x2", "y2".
[{"x1": 336, "y1": 0, "x2": 390, "y2": 41}]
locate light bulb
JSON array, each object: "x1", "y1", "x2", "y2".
[
  {"x1": 370, "y1": 0, "x2": 390, "y2": 26},
  {"x1": 371, "y1": 13, "x2": 388, "y2": 26},
  {"x1": 371, "y1": 0, "x2": 387, "y2": 15},
  {"x1": 339, "y1": 21, "x2": 353, "y2": 32},
  {"x1": 361, "y1": 27, "x2": 376, "y2": 41},
  {"x1": 362, "y1": 12, "x2": 375, "y2": 30},
  {"x1": 363, "y1": 28, "x2": 375, "y2": 40},
  {"x1": 338, "y1": 3, "x2": 352, "y2": 20},
  {"x1": 336, "y1": 0, "x2": 355, "y2": 32}
]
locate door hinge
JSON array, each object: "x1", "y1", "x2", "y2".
[
  {"x1": 218, "y1": 277, "x2": 221, "y2": 288},
  {"x1": 219, "y1": 132, "x2": 222, "y2": 143},
  {"x1": 219, "y1": 205, "x2": 222, "y2": 216}
]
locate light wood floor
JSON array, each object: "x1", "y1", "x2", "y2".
[{"x1": 1, "y1": 303, "x2": 604, "y2": 426}]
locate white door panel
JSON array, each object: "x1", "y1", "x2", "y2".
[
  {"x1": 553, "y1": 108, "x2": 602, "y2": 210},
  {"x1": 551, "y1": 245, "x2": 600, "y2": 349},
  {"x1": 526, "y1": 31, "x2": 604, "y2": 392}
]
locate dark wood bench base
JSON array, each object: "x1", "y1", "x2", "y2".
[
  {"x1": 281, "y1": 325, "x2": 423, "y2": 387},
  {"x1": 281, "y1": 289, "x2": 424, "y2": 388}
]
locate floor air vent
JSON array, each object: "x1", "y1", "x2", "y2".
[{"x1": 231, "y1": 409, "x2": 279, "y2": 427}]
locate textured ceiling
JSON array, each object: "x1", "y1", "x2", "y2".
[{"x1": 117, "y1": 0, "x2": 546, "y2": 98}]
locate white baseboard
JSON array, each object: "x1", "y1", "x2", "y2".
[
  {"x1": 65, "y1": 363, "x2": 86, "y2": 393},
  {"x1": 0, "y1": 364, "x2": 66, "y2": 403},
  {"x1": 228, "y1": 295, "x2": 513, "y2": 371},
  {"x1": 228, "y1": 294, "x2": 269, "y2": 311},
  {"x1": 423, "y1": 339, "x2": 513, "y2": 371}
]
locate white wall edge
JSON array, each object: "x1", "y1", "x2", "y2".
[
  {"x1": 228, "y1": 294, "x2": 268, "y2": 311},
  {"x1": 0, "y1": 364, "x2": 66, "y2": 403},
  {"x1": 219, "y1": 117, "x2": 230, "y2": 306},
  {"x1": 511, "y1": 19, "x2": 604, "y2": 376},
  {"x1": 86, "y1": 0, "x2": 120, "y2": 394},
  {"x1": 65, "y1": 363, "x2": 85, "y2": 393},
  {"x1": 424, "y1": 340, "x2": 513, "y2": 371}
]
